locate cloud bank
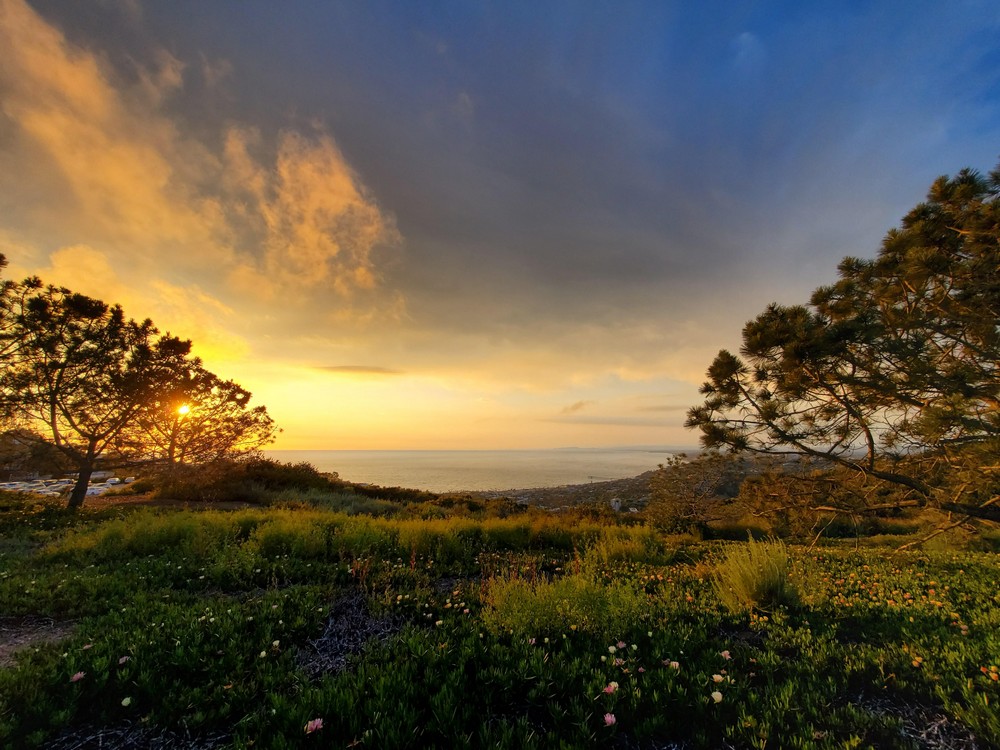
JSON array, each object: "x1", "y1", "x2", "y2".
[{"x1": 0, "y1": 0, "x2": 399, "y2": 363}]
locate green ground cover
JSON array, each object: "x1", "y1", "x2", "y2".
[{"x1": 0, "y1": 494, "x2": 997, "y2": 749}]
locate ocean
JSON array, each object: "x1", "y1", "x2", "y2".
[{"x1": 263, "y1": 448, "x2": 685, "y2": 493}]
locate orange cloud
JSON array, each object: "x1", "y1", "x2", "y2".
[
  {"x1": 223, "y1": 127, "x2": 399, "y2": 298},
  {"x1": 33, "y1": 246, "x2": 250, "y2": 365},
  {"x1": 0, "y1": 0, "x2": 219, "y2": 252},
  {"x1": 0, "y1": 0, "x2": 400, "y2": 324}
]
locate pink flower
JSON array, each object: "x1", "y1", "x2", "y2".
[
  {"x1": 304, "y1": 718, "x2": 324, "y2": 734},
  {"x1": 118, "y1": 655, "x2": 131, "y2": 665},
  {"x1": 616, "y1": 641, "x2": 626, "y2": 649},
  {"x1": 712, "y1": 674, "x2": 724, "y2": 683},
  {"x1": 638, "y1": 666, "x2": 646, "y2": 673},
  {"x1": 720, "y1": 650, "x2": 731, "y2": 660},
  {"x1": 82, "y1": 643, "x2": 93, "y2": 650},
  {"x1": 70, "y1": 671, "x2": 85, "y2": 683},
  {"x1": 602, "y1": 681, "x2": 619, "y2": 694},
  {"x1": 603, "y1": 712, "x2": 616, "y2": 726}
]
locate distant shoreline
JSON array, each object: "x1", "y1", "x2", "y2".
[{"x1": 264, "y1": 447, "x2": 683, "y2": 494}]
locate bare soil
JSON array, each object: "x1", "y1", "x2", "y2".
[{"x1": 0, "y1": 616, "x2": 76, "y2": 668}]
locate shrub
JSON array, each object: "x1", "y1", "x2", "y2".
[
  {"x1": 481, "y1": 572, "x2": 649, "y2": 637},
  {"x1": 713, "y1": 537, "x2": 799, "y2": 613},
  {"x1": 579, "y1": 527, "x2": 666, "y2": 573},
  {"x1": 269, "y1": 488, "x2": 399, "y2": 516},
  {"x1": 152, "y1": 458, "x2": 340, "y2": 503},
  {"x1": 252, "y1": 516, "x2": 328, "y2": 559}
]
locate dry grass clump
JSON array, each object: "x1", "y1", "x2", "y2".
[{"x1": 713, "y1": 537, "x2": 799, "y2": 613}]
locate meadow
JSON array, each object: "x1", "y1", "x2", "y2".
[{"x1": 0, "y1": 490, "x2": 998, "y2": 749}]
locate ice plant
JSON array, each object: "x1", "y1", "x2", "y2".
[
  {"x1": 711, "y1": 691, "x2": 723, "y2": 703},
  {"x1": 304, "y1": 718, "x2": 324, "y2": 733},
  {"x1": 603, "y1": 713, "x2": 616, "y2": 727},
  {"x1": 70, "y1": 671, "x2": 84, "y2": 682},
  {"x1": 602, "y1": 681, "x2": 619, "y2": 694}
]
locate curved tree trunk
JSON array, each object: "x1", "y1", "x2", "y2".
[
  {"x1": 67, "y1": 464, "x2": 92, "y2": 508},
  {"x1": 67, "y1": 440, "x2": 98, "y2": 509}
]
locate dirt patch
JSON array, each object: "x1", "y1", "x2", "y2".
[
  {"x1": 0, "y1": 616, "x2": 76, "y2": 667},
  {"x1": 297, "y1": 589, "x2": 404, "y2": 677},
  {"x1": 46, "y1": 723, "x2": 230, "y2": 750}
]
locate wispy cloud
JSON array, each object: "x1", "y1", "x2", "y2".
[
  {"x1": 223, "y1": 126, "x2": 399, "y2": 298},
  {"x1": 0, "y1": 0, "x2": 400, "y2": 338},
  {"x1": 32, "y1": 245, "x2": 250, "y2": 362},
  {"x1": 560, "y1": 400, "x2": 595, "y2": 414},
  {"x1": 316, "y1": 365, "x2": 403, "y2": 376},
  {"x1": 543, "y1": 415, "x2": 670, "y2": 427}
]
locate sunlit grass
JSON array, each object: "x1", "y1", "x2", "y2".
[{"x1": 0, "y1": 491, "x2": 998, "y2": 748}]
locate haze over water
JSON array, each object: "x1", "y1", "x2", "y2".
[{"x1": 266, "y1": 448, "x2": 685, "y2": 493}]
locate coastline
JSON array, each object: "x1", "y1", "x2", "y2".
[
  {"x1": 466, "y1": 470, "x2": 657, "y2": 511},
  {"x1": 265, "y1": 447, "x2": 678, "y2": 494}
]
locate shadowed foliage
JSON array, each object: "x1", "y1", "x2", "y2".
[{"x1": 688, "y1": 164, "x2": 1000, "y2": 540}]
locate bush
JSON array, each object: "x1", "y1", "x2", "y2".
[
  {"x1": 713, "y1": 537, "x2": 799, "y2": 613},
  {"x1": 579, "y1": 527, "x2": 667, "y2": 571},
  {"x1": 269, "y1": 488, "x2": 400, "y2": 516},
  {"x1": 481, "y1": 571, "x2": 649, "y2": 637},
  {"x1": 152, "y1": 458, "x2": 340, "y2": 503}
]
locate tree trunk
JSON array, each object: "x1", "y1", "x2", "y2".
[
  {"x1": 67, "y1": 463, "x2": 93, "y2": 509},
  {"x1": 67, "y1": 441, "x2": 98, "y2": 509}
]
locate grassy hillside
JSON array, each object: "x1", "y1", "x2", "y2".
[{"x1": 0, "y1": 490, "x2": 998, "y2": 749}]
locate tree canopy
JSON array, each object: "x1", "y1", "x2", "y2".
[
  {"x1": 687, "y1": 164, "x2": 1000, "y2": 533},
  {"x1": 0, "y1": 254, "x2": 278, "y2": 507},
  {"x1": 118, "y1": 364, "x2": 279, "y2": 471}
]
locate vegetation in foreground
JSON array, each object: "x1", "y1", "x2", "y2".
[
  {"x1": 0, "y1": 145, "x2": 995, "y2": 747},
  {"x1": 1, "y1": 482, "x2": 998, "y2": 750}
]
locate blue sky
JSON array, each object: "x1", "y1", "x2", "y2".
[{"x1": 2, "y1": 0, "x2": 999, "y2": 448}]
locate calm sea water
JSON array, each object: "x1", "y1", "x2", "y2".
[{"x1": 264, "y1": 448, "x2": 684, "y2": 493}]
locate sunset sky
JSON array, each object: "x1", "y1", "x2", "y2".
[{"x1": 1, "y1": 0, "x2": 999, "y2": 449}]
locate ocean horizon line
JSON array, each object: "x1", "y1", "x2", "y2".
[
  {"x1": 266, "y1": 445, "x2": 699, "y2": 454},
  {"x1": 262, "y1": 447, "x2": 689, "y2": 493}
]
